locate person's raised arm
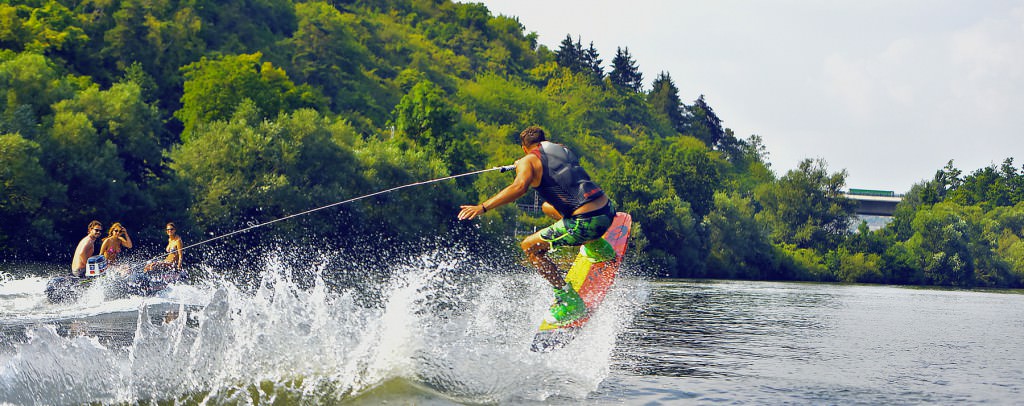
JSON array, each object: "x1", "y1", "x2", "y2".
[
  {"x1": 458, "y1": 155, "x2": 538, "y2": 220},
  {"x1": 121, "y1": 228, "x2": 132, "y2": 249}
]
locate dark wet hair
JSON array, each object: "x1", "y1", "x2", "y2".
[{"x1": 519, "y1": 126, "x2": 546, "y2": 147}]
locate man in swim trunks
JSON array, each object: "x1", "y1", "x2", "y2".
[
  {"x1": 71, "y1": 220, "x2": 103, "y2": 277},
  {"x1": 458, "y1": 126, "x2": 617, "y2": 325}
]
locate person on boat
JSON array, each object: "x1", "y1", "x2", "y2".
[
  {"x1": 458, "y1": 126, "x2": 617, "y2": 325},
  {"x1": 71, "y1": 220, "x2": 103, "y2": 278},
  {"x1": 145, "y1": 222, "x2": 183, "y2": 272},
  {"x1": 99, "y1": 223, "x2": 133, "y2": 264}
]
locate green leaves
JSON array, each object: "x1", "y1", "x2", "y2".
[
  {"x1": 0, "y1": 52, "x2": 88, "y2": 123},
  {"x1": 755, "y1": 158, "x2": 855, "y2": 252},
  {"x1": 290, "y1": 2, "x2": 381, "y2": 115},
  {"x1": 3, "y1": 0, "x2": 1022, "y2": 288},
  {"x1": 170, "y1": 107, "x2": 362, "y2": 233},
  {"x1": 1, "y1": 1, "x2": 88, "y2": 55},
  {"x1": 599, "y1": 135, "x2": 721, "y2": 276},
  {"x1": 391, "y1": 79, "x2": 483, "y2": 173},
  {"x1": 0, "y1": 133, "x2": 63, "y2": 256},
  {"x1": 176, "y1": 53, "x2": 306, "y2": 141},
  {"x1": 457, "y1": 73, "x2": 550, "y2": 126},
  {"x1": 705, "y1": 192, "x2": 774, "y2": 279},
  {"x1": 609, "y1": 47, "x2": 643, "y2": 93}
]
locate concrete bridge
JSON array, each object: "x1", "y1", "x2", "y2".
[{"x1": 843, "y1": 189, "x2": 903, "y2": 216}]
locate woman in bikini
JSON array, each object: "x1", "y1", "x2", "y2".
[
  {"x1": 145, "y1": 222, "x2": 183, "y2": 272},
  {"x1": 99, "y1": 223, "x2": 133, "y2": 264}
]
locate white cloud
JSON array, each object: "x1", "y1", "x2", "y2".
[
  {"x1": 822, "y1": 53, "x2": 875, "y2": 118},
  {"x1": 948, "y1": 6, "x2": 1024, "y2": 119}
]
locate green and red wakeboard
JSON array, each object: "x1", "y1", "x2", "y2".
[{"x1": 531, "y1": 212, "x2": 632, "y2": 352}]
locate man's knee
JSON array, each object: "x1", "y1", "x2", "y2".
[{"x1": 521, "y1": 235, "x2": 549, "y2": 256}]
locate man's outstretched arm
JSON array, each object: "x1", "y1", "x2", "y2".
[{"x1": 458, "y1": 156, "x2": 537, "y2": 220}]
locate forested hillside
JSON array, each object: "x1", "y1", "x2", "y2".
[{"x1": 2, "y1": 0, "x2": 1023, "y2": 287}]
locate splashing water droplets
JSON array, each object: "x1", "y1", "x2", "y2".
[{"x1": 0, "y1": 246, "x2": 647, "y2": 404}]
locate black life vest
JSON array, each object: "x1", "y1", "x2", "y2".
[{"x1": 530, "y1": 141, "x2": 604, "y2": 218}]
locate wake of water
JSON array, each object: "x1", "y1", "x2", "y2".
[{"x1": 0, "y1": 247, "x2": 648, "y2": 405}]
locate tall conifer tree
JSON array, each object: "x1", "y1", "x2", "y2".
[
  {"x1": 556, "y1": 35, "x2": 603, "y2": 80},
  {"x1": 556, "y1": 34, "x2": 583, "y2": 72},
  {"x1": 648, "y1": 71, "x2": 686, "y2": 134},
  {"x1": 687, "y1": 95, "x2": 725, "y2": 147},
  {"x1": 610, "y1": 46, "x2": 643, "y2": 92},
  {"x1": 583, "y1": 41, "x2": 603, "y2": 79}
]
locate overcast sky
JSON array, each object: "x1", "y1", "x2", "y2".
[{"x1": 476, "y1": 0, "x2": 1024, "y2": 193}]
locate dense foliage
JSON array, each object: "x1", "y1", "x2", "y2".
[{"x1": 1, "y1": 0, "x2": 1022, "y2": 287}]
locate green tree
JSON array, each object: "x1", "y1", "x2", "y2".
[
  {"x1": 555, "y1": 34, "x2": 584, "y2": 74},
  {"x1": 0, "y1": 52, "x2": 89, "y2": 132},
  {"x1": 602, "y1": 136, "x2": 721, "y2": 276},
  {"x1": 391, "y1": 80, "x2": 456, "y2": 151},
  {"x1": 755, "y1": 158, "x2": 855, "y2": 252},
  {"x1": 457, "y1": 72, "x2": 551, "y2": 126},
  {"x1": 554, "y1": 35, "x2": 601, "y2": 80},
  {"x1": 582, "y1": 40, "x2": 602, "y2": 80},
  {"x1": 905, "y1": 202, "x2": 979, "y2": 286},
  {"x1": 609, "y1": 46, "x2": 642, "y2": 93},
  {"x1": 628, "y1": 136, "x2": 721, "y2": 219},
  {"x1": 774, "y1": 243, "x2": 831, "y2": 281},
  {"x1": 170, "y1": 104, "x2": 364, "y2": 235},
  {"x1": 647, "y1": 71, "x2": 685, "y2": 134},
  {"x1": 289, "y1": 2, "x2": 382, "y2": 115},
  {"x1": 988, "y1": 202, "x2": 1024, "y2": 285},
  {"x1": 1, "y1": 1, "x2": 88, "y2": 56},
  {"x1": 826, "y1": 247, "x2": 883, "y2": 283},
  {"x1": 605, "y1": 165, "x2": 702, "y2": 276},
  {"x1": 176, "y1": 52, "x2": 306, "y2": 141},
  {"x1": 0, "y1": 4, "x2": 29, "y2": 52},
  {"x1": 541, "y1": 67, "x2": 613, "y2": 139},
  {"x1": 686, "y1": 95, "x2": 724, "y2": 148},
  {"x1": 887, "y1": 180, "x2": 930, "y2": 241},
  {"x1": 881, "y1": 241, "x2": 925, "y2": 284},
  {"x1": 720, "y1": 134, "x2": 774, "y2": 195},
  {"x1": 192, "y1": 0, "x2": 296, "y2": 53},
  {"x1": 37, "y1": 81, "x2": 170, "y2": 240},
  {"x1": 947, "y1": 158, "x2": 1023, "y2": 209},
  {"x1": 919, "y1": 160, "x2": 962, "y2": 204},
  {"x1": 52, "y1": 82, "x2": 163, "y2": 182},
  {"x1": 353, "y1": 138, "x2": 465, "y2": 238},
  {"x1": 102, "y1": 0, "x2": 205, "y2": 109},
  {"x1": 395, "y1": 78, "x2": 488, "y2": 174},
  {"x1": 42, "y1": 108, "x2": 127, "y2": 229},
  {"x1": 704, "y1": 192, "x2": 775, "y2": 279},
  {"x1": 0, "y1": 132, "x2": 64, "y2": 257},
  {"x1": 481, "y1": 14, "x2": 538, "y2": 75},
  {"x1": 843, "y1": 221, "x2": 889, "y2": 256}
]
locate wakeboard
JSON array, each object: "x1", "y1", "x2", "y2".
[{"x1": 531, "y1": 212, "x2": 632, "y2": 352}]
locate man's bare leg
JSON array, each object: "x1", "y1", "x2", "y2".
[
  {"x1": 522, "y1": 233, "x2": 587, "y2": 323},
  {"x1": 521, "y1": 233, "x2": 562, "y2": 287}
]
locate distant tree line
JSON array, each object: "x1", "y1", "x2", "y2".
[{"x1": 1, "y1": 0, "x2": 1022, "y2": 288}]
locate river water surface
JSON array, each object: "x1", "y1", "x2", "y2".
[
  {"x1": 603, "y1": 280, "x2": 1024, "y2": 404},
  {"x1": 1, "y1": 254, "x2": 1022, "y2": 404}
]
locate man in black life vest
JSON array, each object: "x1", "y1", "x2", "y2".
[{"x1": 458, "y1": 126, "x2": 617, "y2": 325}]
